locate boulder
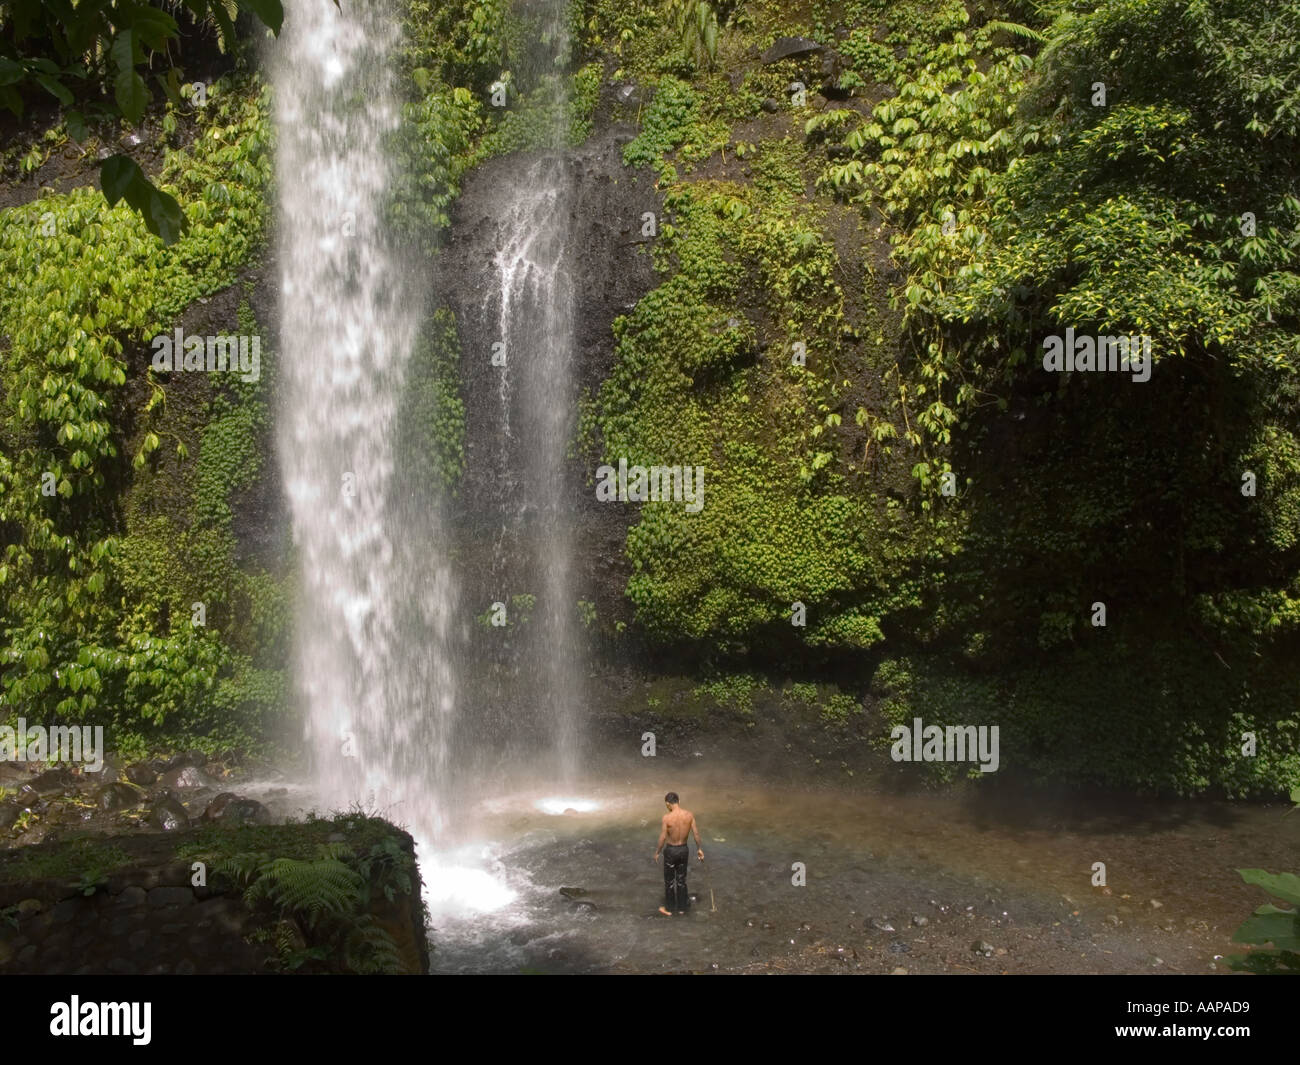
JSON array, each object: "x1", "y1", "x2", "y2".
[
  {"x1": 22, "y1": 768, "x2": 76, "y2": 798},
  {"x1": 95, "y1": 782, "x2": 141, "y2": 813},
  {"x1": 157, "y1": 766, "x2": 214, "y2": 791},
  {"x1": 202, "y1": 792, "x2": 238, "y2": 820},
  {"x1": 214, "y1": 798, "x2": 271, "y2": 826},
  {"x1": 125, "y1": 763, "x2": 157, "y2": 787},
  {"x1": 147, "y1": 796, "x2": 190, "y2": 832}
]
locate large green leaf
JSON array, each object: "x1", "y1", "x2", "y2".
[
  {"x1": 1231, "y1": 909, "x2": 1300, "y2": 950},
  {"x1": 34, "y1": 73, "x2": 73, "y2": 106},
  {"x1": 1238, "y1": 868, "x2": 1300, "y2": 907},
  {"x1": 112, "y1": 30, "x2": 148, "y2": 123},
  {"x1": 126, "y1": 5, "x2": 180, "y2": 51},
  {"x1": 98, "y1": 154, "x2": 188, "y2": 246},
  {"x1": 144, "y1": 187, "x2": 187, "y2": 246},
  {"x1": 242, "y1": 0, "x2": 285, "y2": 36},
  {"x1": 100, "y1": 154, "x2": 140, "y2": 206}
]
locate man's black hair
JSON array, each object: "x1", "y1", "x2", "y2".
[{"x1": 665, "y1": 792, "x2": 679, "y2": 804}]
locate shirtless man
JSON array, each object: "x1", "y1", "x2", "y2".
[{"x1": 652, "y1": 792, "x2": 703, "y2": 916}]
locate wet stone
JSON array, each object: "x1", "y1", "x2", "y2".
[
  {"x1": 50, "y1": 899, "x2": 81, "y2": 923},
  {"x1": 157, "y1": 766, "x2": 213, "y2": 791},
  {"x1": 147, "y1": 886, "x2": 194, "y2": 907},
  {"x1": 95, "y1": 781, "x2": 140, "y2": 812},
  {"x1": 147, "y1": 796, "x2": 189, "y2": 832}
]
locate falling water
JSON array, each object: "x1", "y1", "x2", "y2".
[
  {"x1": 275, "y1": 0, "x2": 456, "y2": 846},
  {"x1": 486, "y1": 151, "x2": 582, "y2": 783}
]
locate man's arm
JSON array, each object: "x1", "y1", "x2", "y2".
[
  {"x1": 692, "y1": 815, "x2": 704, "y2": 860},
  {"x1": 654, "y1": 817, "x2": 668, "y2": 863}
]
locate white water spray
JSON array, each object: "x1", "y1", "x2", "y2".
[{"x1": 275, "y1": 0, "x2": 456, "y2": 848}]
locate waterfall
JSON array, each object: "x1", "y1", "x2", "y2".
[
  {"x1": 275, "y1": 0, "x2": 456, "y2": 846},
  {"x1": 486, "y1": 151, "x2": 581, "y2": 783}
]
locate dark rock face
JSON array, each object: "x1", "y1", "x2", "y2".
[
  {"x1": 761, "y1": 37, "x2": 825, "y2": 63},
  {"x1": 125, "y1": 763, "x2": 157, "y2": 787},
  {"x1": 434, "y1": 121, "x2": 661, "y2": 758}
]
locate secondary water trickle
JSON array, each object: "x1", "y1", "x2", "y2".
[{"x1": 484, "y1": 149, "x2": 582, "y2": 785}]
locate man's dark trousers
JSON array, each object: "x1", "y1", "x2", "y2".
[{"x1": 663, "y1": 843, "x2": 690, "y2": 912}]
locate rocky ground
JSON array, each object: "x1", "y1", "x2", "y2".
[{"x1": 0, "y1": 753, "x2": 301, "y2": 852}]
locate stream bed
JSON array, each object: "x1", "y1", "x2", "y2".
[{"x1": 422, "y1": 763, "x2": 1298, "y2": 974}]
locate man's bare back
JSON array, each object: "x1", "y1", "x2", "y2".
[
  {"x1": 654, "y1": 794, "x2": 703, "y2": 916},
  {"x1": 662, "y1": 806, "x2": 696, "y2": 846}
]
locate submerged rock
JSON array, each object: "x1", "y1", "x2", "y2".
[
  {"x1": 559, "y1": 887, "x2": 588, "y2": 898},
  {"x1": 972, "y1": 940, "x2": 995, "y2": 957}
]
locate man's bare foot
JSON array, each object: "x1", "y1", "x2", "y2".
[{"x1": 658, "y1": 906, "x2": 673, "y2": 916}]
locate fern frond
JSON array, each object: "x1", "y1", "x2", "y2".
[{"x1": 982, "y1": 20, "x2": 1046, "y2": 43}]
